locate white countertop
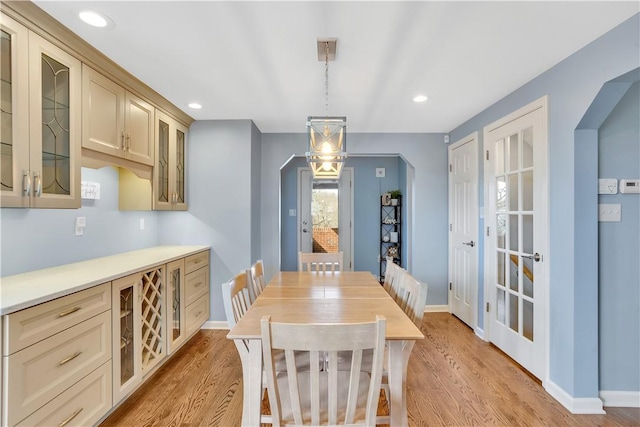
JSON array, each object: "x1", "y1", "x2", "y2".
[{"x1": 0, "y1": 245, "x2": 210, "y2": 315}]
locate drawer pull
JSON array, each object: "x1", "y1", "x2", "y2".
[
  {"x1": 58, "y1": 306, "x2": 82, "y2": 317},
  {"x1": 194, "y1": 259, "x2": 201, "y2": 264},
  {"x1": 195, "y1": 311, "x2": 203, "y2": 318},
  {"x1": 58, "y1": 351, "x2": 82, "y2": 366},
  {"x1": 194, "y1": 281, "x2": 202, "y2": 288},
  {"x1": 59, "y1": 408, "x2": 83, "y2": 427}
]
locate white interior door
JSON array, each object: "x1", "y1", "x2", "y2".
[
  {"x1": 449, "y1": 133, "x2": 478, "y2": 329},
  {"x1": 298, "y1": 168, "x2": 353, "y2": 270},
  {"x1": 484, "y1": 97, "x2": 548, "y2": 380}
]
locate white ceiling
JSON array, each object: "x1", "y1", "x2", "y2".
[{"x1": 33, "y1": 1, "x2": 639, "y2": 133}]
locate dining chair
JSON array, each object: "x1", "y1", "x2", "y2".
[
  {"x1": 221, "y1": 271, "x2": 252, "y2": 328},
  {"x1": 246, "y1": 259, "x2": 266, "y2": 303},
  {"x1": 298, "y1": 251, "x2": 344, "y2": 272},
  {"x1": 384, "y1": 260, "x2": 405, "y2": 303},
  {"x1": 222, "y1": 272, "x2": 275, "y2": 424},
  {"x1": 396, "y1": 273, "x2": 429, "y2": 328},
  {"x1": 261, "y1": 315, "x2": 386, "y2": 427}
]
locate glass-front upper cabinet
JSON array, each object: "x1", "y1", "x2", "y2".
[
  {"x1": 153, "y1": 109, "x2": 187, "y2": 210},
  {"x1": 0, "y1": 16, "x2": 80, "y2": 208},
  {"x1": 1, "y1": 14, "x2": 30, "y2": 207},
  {"x1": 28, "y1": 32, "x2": 81, "y2": 208}
]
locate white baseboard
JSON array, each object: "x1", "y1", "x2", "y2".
[
  {"x1": 424, "y1": 305, "x2": 449, "y2": 313},
  {"x1": 474, "y1": 327, "x2": 485, "y2": 340},
  {"x1": 201, "y1": 320, "x2": 229, "y2": 330},
  {"x1": 544, "y1": 379, "x2": 605, "y2": 414},
  {"x1": 600, "y1": 391, "x2": 640, "y2": 408}
]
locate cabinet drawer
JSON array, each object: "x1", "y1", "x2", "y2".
[
  {"x1": 185, "y1": 268, "x2": 208, "y2": 306},
  {"x1": 4, "y1": 311, "x2": 111, "y2": 426},
  {"x1": 185, "y1": 251, "x2": 209, "y2": 275},
  {"x1": 186, "y1": 293, "x2": 209, "y2": 337},
  {"x1": 16, "y1": 362, "x2": 112, "y2": 427},
  {"x1": 4, "y1": 283, "x2": 111, "y2": 355}
]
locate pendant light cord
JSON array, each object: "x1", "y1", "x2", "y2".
[{"x1": 325, "y1": 41, "x2": 329, "y2": 116}]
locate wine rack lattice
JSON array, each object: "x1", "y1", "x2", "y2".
[{"x1": 141, "y1": 267, "x2": 164, "y2": 371}]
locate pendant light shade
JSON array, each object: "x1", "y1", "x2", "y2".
[{"x1": 306, "y1": 116, "x2": 347, "y2": 179}]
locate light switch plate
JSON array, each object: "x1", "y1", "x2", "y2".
[
  {"x1": 598, "y1": 179, "x2": 618, "y2": 194},
  {"x1": 598, "y1": 204, "x2": 621, "y2": 222}
]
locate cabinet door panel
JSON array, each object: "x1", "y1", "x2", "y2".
[
  {"x1": 82, "y1": 65, "x2": 124, "y2": 157},
  {"x1": 28, "y1": 32, "x2": 81, "y2": 208},
  {"x1": 124, "y1": 93, "x2": 154, "y2": 166},
  {"x1": 1, "y1": 15, "x2": 31, "y2": 207}
]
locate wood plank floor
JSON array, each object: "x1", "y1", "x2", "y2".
[{"x1": 101, "y1": 313, "x2": 639, "y2": 426}]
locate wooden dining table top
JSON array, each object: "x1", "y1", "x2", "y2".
[{"x1": 227, "y1": 271, "x2": 424, "y2": 341}]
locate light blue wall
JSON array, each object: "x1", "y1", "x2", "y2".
[
  {"x1": 158, "y1": 120, "x2": 254, "y2": 324},
  {"x1": 262, "y1": 132, "x2": 448, "y2": 306},
  {"x1": 279, "y1": 155, "x2": 405, "y2": 276},
  {"x1": 597, "y1": 81, "x2": 640, "y2": 392},
  {"x1": 448, "y1": 14, "x2": 640, "y2": 398},
  {"x1": 0, "y1": 167, "x2": 159, "y2": 277}
]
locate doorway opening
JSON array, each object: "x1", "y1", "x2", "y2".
[{"x1": 299, "y1": 167, "x2": 353, "y2": 269}]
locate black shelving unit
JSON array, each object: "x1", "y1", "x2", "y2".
[{"x1": 380, "y1": 195, "x2": 401, "y2": 283}]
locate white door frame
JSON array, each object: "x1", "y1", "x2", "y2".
[
  {"x1": 448, "y1": 132, "x2": 479, "y2": 330},
  {"x1": 483, "y1": 95, "x2": 549, "y2": 382},
  {"x1": 297, "y1": 167, "x2": 354, "y2": 270}
]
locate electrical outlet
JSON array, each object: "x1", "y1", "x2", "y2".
[
  {"x1": 376, "y1": 168, "x2": 385, "y2": 178},
  {"x1": 75, "y1": 217, "x2": 86, "y2": 236}
]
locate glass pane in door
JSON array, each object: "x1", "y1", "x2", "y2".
[
  {"x1": 311, "y1": 182, "x2": 339, "y2": 253},
  {"x1": 41, "y1": 53, "x2": 70, "y2": 195},
  {"x1": 1, "y1": 30, "x2": 13, "y2": 192},
  {"x1": 175, "y1": 129, "x2": 185, "y2": 204},
  {"x1": 119, "y1": 287, "x2": 135, "y2": 385},
  {"x1": 171, "y1": 268, "x2": 181, "y2": 341},
  {"x1": 158, "y1": 120, "x2": 169, "y2": 203}
]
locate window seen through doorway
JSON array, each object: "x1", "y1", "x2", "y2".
[{"x1": 312, "y1": 182, "x2": 339, "y2": 253}]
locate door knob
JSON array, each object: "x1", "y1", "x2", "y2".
[
  {"x1": 463, "y1": 241, "x2": 475, "y2": 247},
  {"x1": 523, "y1": 252, "x2": 542, "y2": 262},
  {"x1": 302, "y1": 228, "x2": 308, "y2": 233}
]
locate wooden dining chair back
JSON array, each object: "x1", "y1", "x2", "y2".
[
  {"x1": 298, "y1": 251, "x2": 344, "y2": 272},
  {"x1": 261, "y1": 315, "x2": 386, "y2": 427},
  {"x1": 397, "y1": 273, "x2": 428, "y2": 328},
  {"x1": 246, "y1": 259, "x2": 266, "y2": 303},
  {"x1": 384, "y1": 261, "x2": 405, "y2": 303},
  {"x1": 221, "y1": 271, "x2": 252, "y2": 328}
]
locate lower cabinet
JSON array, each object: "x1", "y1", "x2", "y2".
[
  {"x1": 2, "y1": 284, "x2": 112, "y2": 427},
  {"x1": 1, "y1": 248, "x2": 210, "y2": 425},
  {"x1": 112, "y1": 265, "x2": 166, "y2": 404},
  {"x1": 166, "y1": 259, "x2": 186, "y2": 355}
]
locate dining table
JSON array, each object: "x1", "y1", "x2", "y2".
[{"x1": 226, "y1": 270, "x2": 424, "y2": 426}]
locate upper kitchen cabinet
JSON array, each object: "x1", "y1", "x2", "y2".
[
  {"x1": 154, "y1": 110, "x2": 188, "y2": 211},
  {"x1": 82, "y1": 65, "x2": 155, "y2": 166},
  {"x1": 1, "y1": 15, "x2": 81, "y2": 209}
]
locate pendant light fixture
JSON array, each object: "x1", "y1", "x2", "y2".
[{"x1": 306, "y1": 38, "x2": 347, "y2": 180}]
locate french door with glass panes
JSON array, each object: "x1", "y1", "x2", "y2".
[{"x1": 484, "y1": 97, "x2": 548, "y2": 380}]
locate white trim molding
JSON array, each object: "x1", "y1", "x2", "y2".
[
  {"x1": 424, "y1": 305, "x2": 450, "y2": 313},
  {"x1": 202, "y1": 320, "x2": 229, "y2": 330},
  {"x1": 545, "y1": 379, "x2": 605, "y2": 414},
  {"x1": 600, "y1": 391, "x2": 640, "y2": 408}
]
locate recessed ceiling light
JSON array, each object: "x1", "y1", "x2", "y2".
[
  {"x1": 188, "y1": 103, "x2": 202, "y2": 109},
  {"x1": 413, "y1": 95, "x2": 428, "y2": 103},
  {"x1": 79, "y1": 10, "x2": 113, "y2": 29}
]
